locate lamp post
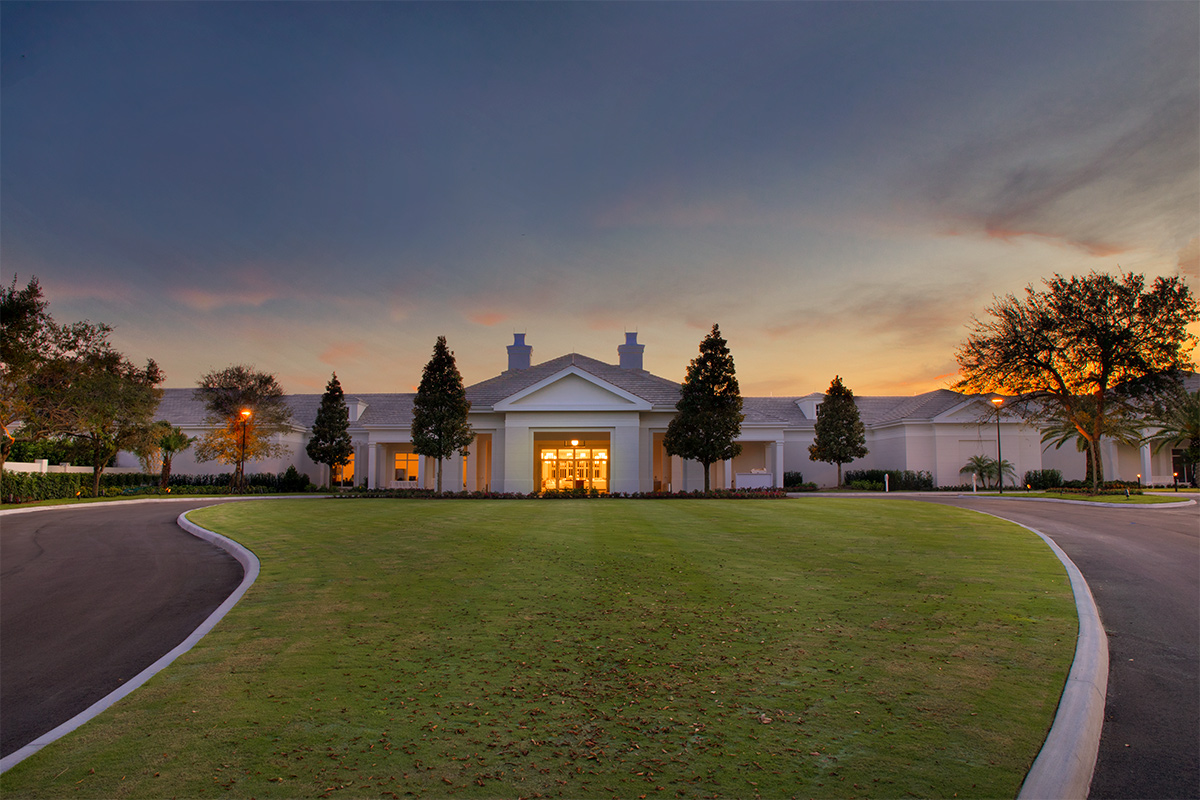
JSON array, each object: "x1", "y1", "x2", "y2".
[
  {"x1": 991, "y1": 397, "x2": 1004, "y2": 494},
  {"x1": 238, "y1": 409, "x2": 252, "y2": 493}
]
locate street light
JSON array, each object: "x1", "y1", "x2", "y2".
[
  {"x1": 238, "y1": 409, "x2": 252, "y2": 493},
  {"x1": 991, "y1": 397, "x2": 1004, "y2": 495}
]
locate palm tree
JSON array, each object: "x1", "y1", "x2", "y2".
[
  {"x1": 1147, "y1": 387, "x2": 1200, "y2": 487},
  {"x1": 159, "y1": 426, "x2": 195, "y2": 489},
  {"x1": 1040, "y1": 398, "x2": 1142, "y2": 487},
  {"x1": 994, "y1": 458, "x2": 1017, "y2": 489},
  {"x1": 960, "y1": 454, "x2": 997, "y2": 489}
]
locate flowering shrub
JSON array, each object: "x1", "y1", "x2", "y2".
[{"x1": 336, "y1": 488, "x2": 790, "y2": 500}]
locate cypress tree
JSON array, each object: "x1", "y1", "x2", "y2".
[
  {"x1": 808, "y1": 375, "x2": 868, "y2": 487},
  {"x1": 663, "y1": 324, "x2": 744, "y2": 492},
  {"x1": 307, "y1": 373, "x2": 354, "y2": 487},
  {"x1": 412, "y1": 336, "x2": 474, "y2": 492}
]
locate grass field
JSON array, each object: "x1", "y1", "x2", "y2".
[{"x1": 1, "y1": 499, "x2": 1076, "y2": 799}]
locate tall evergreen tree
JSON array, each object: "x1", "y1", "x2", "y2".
[
  {"x1": 307, "y1": 373, "x2": 354, "y2": 487},
  {"x1": 808, "y1": 375, "x2": 868, "y2": 487},
  {"x1": 411, "y1": 336, "x2": 474, "y2": 492},
  {"x1": 663, "y1": 324, "x2": 744, "y2": 492}
]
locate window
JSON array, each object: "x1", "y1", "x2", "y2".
[{"x1": 395, "y1": 452, "x2": 419, "y2": 484}]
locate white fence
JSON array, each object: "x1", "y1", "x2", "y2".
[{"x1": 3, "y1": 461, "x2": 143, "y2": 475}]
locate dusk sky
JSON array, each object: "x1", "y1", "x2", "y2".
[{"x1": 3, "y1": 2, "x2": 1197, "y2": 398}]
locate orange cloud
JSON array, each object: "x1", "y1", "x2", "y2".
[
  {"x1": 319, "y1": 340, "x2": 367, "y2": 367},
  {"x1": 468, "y1": 310, "x2": 509, "y2": 327}
]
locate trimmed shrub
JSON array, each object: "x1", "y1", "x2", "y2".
[
  {"x1": 1023, "y1": 469, "x2": 1064, "y2": 491},
  {"x1": 783, "y1": 471, "x2": 805, "y2": 488}
]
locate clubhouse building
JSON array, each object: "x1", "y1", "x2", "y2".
[{"x1": 138, "y1": 333, "x2": 1195, "y2": 490}]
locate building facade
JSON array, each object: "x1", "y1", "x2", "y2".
[{"x1": 130, "y1": 333, "x2": 1194, "y2": 490}]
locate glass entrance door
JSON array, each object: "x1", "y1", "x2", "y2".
[{"x1": 540, "y1": 447, "x2": 608, "y2": 492}]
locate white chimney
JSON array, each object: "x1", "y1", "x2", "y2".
[
  {"x1": 618, "y1": 332, "x2": 644, "y2": 370},
  {"x1": 507, "y1": 333, "x2": 532, "y2": 371}
]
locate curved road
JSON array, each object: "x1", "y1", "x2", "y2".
[
  {"x1": 915, "y1": 496, "x2": 1199, "y2": 800},
  {"x1": 2, "y1": 497, "x2": 1197, "y2": 798},
  {"x1": 0, "y1": 500, "x2": 243, "y2": 759}
]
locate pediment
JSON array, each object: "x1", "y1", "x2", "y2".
[
  {"x1": 494, "y1": 368, "x2": 652, "y2": 411},
  {"x1": 935, "y1": 397, "x2": 1005, "y2": 424}
]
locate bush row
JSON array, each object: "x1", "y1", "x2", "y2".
[
  {"x1": 335, "y1": 488, "x2": 791, "y2": 500},
  {"x1": 843, "y1": 469, "x2": 934, "y2": 491},
  {"x1": 1, "y1": 466, "x2": 314, "y2": 504}
]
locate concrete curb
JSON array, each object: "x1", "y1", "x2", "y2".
[
  {"x1": 964, "y1": 512, "x2": 1108, "y2": 800},
  {"x1": 788, "y1": 491, "x2": 1196, "y2": 509},
  {"x1": 0, "y1": 511, "x2": 260, "y2": 774}
]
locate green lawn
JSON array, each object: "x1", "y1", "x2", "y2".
[{"x1": 1, "y1": 499, "x2": 1076, "y2": 799}]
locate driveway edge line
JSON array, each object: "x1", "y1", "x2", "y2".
[
  {"x1": 0, "y1": 511, "x2": 260, "y2": 774},
  {"x1": 1007, "y1": 519, "x2": 1109, "y2": 800}
]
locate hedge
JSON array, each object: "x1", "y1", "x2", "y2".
[
  {"x1": 842, "y1": 469, "x2": 934, "y2": 491},
  {"x1": 2, "y1": 467, "x2": 313, "y2": 504}
]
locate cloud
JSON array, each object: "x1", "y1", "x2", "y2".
[
  {"x1": 764, "y1": 279, "x2": 988, "y2": 344},
  {"x1": 467, "y1": 310, "x2": 509, "y2": 327},
  {"x1": 319, "y1": 340, "x2": 367, "y2": 367},
  {"x1": 910, "y1": 43, "x2": 1198, "y2": 262},
  {"x1": 1178, "y1": 236, "x2": 1199, "y2": 281}
]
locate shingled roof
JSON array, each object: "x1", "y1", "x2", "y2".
[{"x1": 465, "y1": 352, "x2": 682, "y2": 409}]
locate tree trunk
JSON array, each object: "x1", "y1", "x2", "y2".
[
  {"x1": 703, "y1": 461, "x2": 711, "y2": 493},
  {"x1": 836, "y1": 463, "x2": 843, "y2": 488},
  {"x1": 161, "y1": 455, "x2": 173, "y2": 489},
  {"x1": 436, "y1": 459, "x2": 443, "y2": 494},
  {"x1": 1085, "y1": 439, "x2": 1103, "y2": 492}
]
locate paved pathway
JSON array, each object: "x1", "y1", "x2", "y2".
[
  {"x1": 0, "y1": 500, "x2": 243, "y2": 758},
  {"x1": 914, "y1": 496, "x2": 1199, "y2": 800}
]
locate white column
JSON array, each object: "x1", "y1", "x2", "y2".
[
  {"x1": 1139, "y1": 443, "x2": 1152, "y2": 486},
  {"x1": 670, "y1": 455, "x2": 684, "y2": 493},
  {"x1": 611, "y1": 422, "x2": 641, "y2": 494},
  {"x1": 367, "y1": 443, "x2": 380, "y2": 489},
  {"x1": 504, "y1": 422, "x2": 534, "y2": 494},
  {"x1": 774, "y1": 440, "x2": 785, "y2": 488},
  {"x1": 724, "y1": 458, "x2": 733, "y2": 489}
]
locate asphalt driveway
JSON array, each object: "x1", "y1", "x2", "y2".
[
  {"x1": 915, "y1": 496, "x2": 1199, "y2": 800},
  {"x1": 3, "y1": 496, "x2": 1196, "y2": 798},
  {"x1": 0, "y1": 500, "x2": 244, "y2": 759}
]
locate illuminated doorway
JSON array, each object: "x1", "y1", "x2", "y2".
[
  {"x1": 332, "y1": 453, "x2": 355, "y2": 487},
  {"x1": 534, "y1": 433, "x2": 610, "y2": 492}
]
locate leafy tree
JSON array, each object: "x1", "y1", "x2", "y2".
[
  {"x1": 808, "y1": 375, "x2": 868, "y2": 487},
  {"x1": 306, "y1": 373, "x2": 354, "y2": 487},
  {"x1": 663, "y1": 324, "x2": 744, "y2": 492},
  {"x1": 955, "y1": 271, "x2": 1198, "y2": 493},
  {"x1": 26, "y1": 342, "x2": 164, "y2": 496},
  {"x1": 411, "y1": 337, "x2": 474, "y2": 492},
  {"x1": 131, "y1": 420, "x2": 174, "y2": 475},
  {"x1": 194, "y1": 365, "x2": 294, "y2": 491},
  {"x1": 1147, "y1": 386, "x2": 1200, "y2": 486},
  {"x1": 1, "y1": 275, "x2": 56, "y2": 471}
]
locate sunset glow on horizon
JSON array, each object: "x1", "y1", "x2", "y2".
[{"x1": 3, "y1": 2, "x2": 1196, "y2": 398}]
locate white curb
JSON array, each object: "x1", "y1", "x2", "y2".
[{"x1": 0, "y1": 511, "x2": 260, "y2": 773}]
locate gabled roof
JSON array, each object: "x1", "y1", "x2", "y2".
[{"x1": 466, "y1": 352, "x2": 681, "y2": 409}]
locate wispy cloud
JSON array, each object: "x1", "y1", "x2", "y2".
[{"x1": 319, "y1": 340, "x2": 367, "y2": 368}]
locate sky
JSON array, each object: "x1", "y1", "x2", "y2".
[{"x1": 3, "y1": 1, "x2": 1198, "y2": 398}]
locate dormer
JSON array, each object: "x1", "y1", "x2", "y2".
[
  {"x1": 796, "y1": 394, "x2": 824, "y2": 420},
  {"x1": 346, "y1": 396, "x2": 368, "y2": 422}
]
